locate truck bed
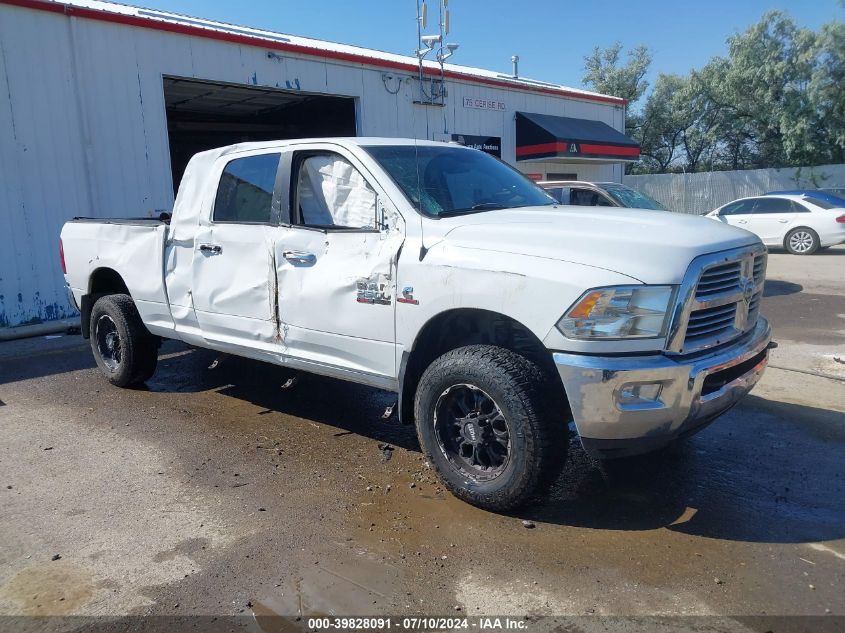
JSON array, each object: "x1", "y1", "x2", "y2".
[{"x1": 61, "y1": 219, "x2": 174, "y2": 336}]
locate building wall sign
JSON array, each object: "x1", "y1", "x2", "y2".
[
  {"x1": 451, "y1": 134, "x2": 502, "y2": 158},
  {"x1": 463, "y1": 97, "x2": 506, "y2": 111}
]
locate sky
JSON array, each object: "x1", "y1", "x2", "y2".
[{"x1": 135, "y1": 0, "x2": 841, "y2": 100}]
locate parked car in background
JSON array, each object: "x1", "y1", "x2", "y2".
[
  {"x1": 707, "y1": 194, "x2": 845, "y2": 255},
  {"x1": 539, "y1": 180, "x2": 667, "y2": 211},
  {"x1": 766, "y1": 189, "x2": 845, "y2": 207}
]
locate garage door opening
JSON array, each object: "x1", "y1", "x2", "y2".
[{"x1": 163, "y1": 76, "x2": 357, "y2": 192}]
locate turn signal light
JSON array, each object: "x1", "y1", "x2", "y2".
[
  {"x1": 567, "y1": 290, "x2": 604, "y2": 319},
  {"x1": 836, "y1": 214, "x2": 845, "y2": 224}
]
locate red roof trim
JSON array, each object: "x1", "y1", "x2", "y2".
[{"x1": 0, "y1": 0, "x2": 626, "y2": 106}]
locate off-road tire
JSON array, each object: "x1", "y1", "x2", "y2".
[
  {"x1": 784, "y1": 227, "x2": 820, "y2": 255},
  {"x1": 89, "y1": 294, "x2": 158, "y2": 387},
  {"x1": 414, "y1": 345, "x2": 568, "y2": 511}
]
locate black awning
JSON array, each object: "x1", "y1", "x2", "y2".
[{"x1": 515, "y1": 112, "x2": 640, "y2": 162}]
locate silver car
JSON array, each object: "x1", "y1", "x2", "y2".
[{"x1": 539, "y1": 180, "x2": 668, "y2": 211}]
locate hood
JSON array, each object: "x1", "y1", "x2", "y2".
[{"x1": 434, "y1": 206, "x2": 760, "y2": 284}]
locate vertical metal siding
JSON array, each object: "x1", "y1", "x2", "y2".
[
  {"x1": 0, "y1": 7, "x2": 91, "y2": 327},
  {"x1": 0, "y1": 2, "x2": 625, "y2": 330}
]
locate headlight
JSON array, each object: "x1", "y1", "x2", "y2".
[{"x1": 557, "y1": 286, "x2": 675, "y2": 340}]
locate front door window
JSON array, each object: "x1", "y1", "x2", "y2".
[{"x1": 295, "y1": 155, "x2": 377, "y2": 229}]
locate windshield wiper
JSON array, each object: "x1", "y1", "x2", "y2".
[{"x1": 438, "y1": 203, "x2": 507, "y2": 217}]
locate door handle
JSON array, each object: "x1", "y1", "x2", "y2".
[
  {"x1": 283, "y1": 250, "x2": 317, "y2": 266},
  {"x1": 737, "y1": 220, "x2": 748, "y2": 224},
  {"x1": 778, "y1": 219, "x2": 789, "y2": 223},
  {"x1": 199, "y1": 243, "x2": 222, "y2": 254}
]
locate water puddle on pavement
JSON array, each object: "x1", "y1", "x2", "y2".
[
  {"x1": 0, "y1": 560, "x2": 95, "y2": 615},
  {"x1": 250, "y1": 545, "x2": 402, "y2": 629}
]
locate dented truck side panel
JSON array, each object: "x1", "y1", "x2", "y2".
[
  {"x1": 393, "y1": 240, "x2": 640, "y2": 363},
  {"x1": 190, "y1": 222, "x2": 280, "y2": 352},
  {"x1": 272, "y1": 142, "x2": 406, "y2": 379},
  {"x1": 274, "y1": 228, "x2": 403, "y2": 378},
  {"x1": 62, "y1": 220, "x2": 173, "y2": 336}
]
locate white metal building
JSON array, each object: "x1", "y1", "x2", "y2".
[{"x1": 0, "y1": 0, "x2": 638, "y2": 334}]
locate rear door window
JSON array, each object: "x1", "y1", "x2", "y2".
[
  {"x1": 752, "y1": 198, "x2": 794, "y2": 214},
  {"x1": 213, "y1": 153, "x2": 281, "y2": 223}
]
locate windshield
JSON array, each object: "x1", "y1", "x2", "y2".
[
  {"x1": 363, "y1": 145, "x2": 555, "y2": 217},
  {"x1": 601, "y1": 184, "x2": 667, "y2": 210}
]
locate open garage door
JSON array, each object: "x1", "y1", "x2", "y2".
[{"x1": 163, "y1": 76, "x2": 357, "y2": 192}]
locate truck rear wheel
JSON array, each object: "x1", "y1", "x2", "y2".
[
  {"x1": 90, "y1": 294, "x2": 158, "y2": 387},
  {"x1": 414, "y1": 345, "x2": 567, "y2": 511}
]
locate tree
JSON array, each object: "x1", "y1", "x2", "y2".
[
  {"x1": 582, "y1": 44, "x2": 652, "y2": 173},
  {"x1": 581, "y1": 11, "x2": 844, "y2": 174},
  {"x1": 582, "y1": 43, "x2": 652, "y2": 106},
  {"x1": 716, "y1": 12, "x2": 817, "y2": 168},
  {"x1": 631, "y1": 74, "x2": 688, "y2": 173},
  {"x1": 683, "y1": 61, "x2": 739, "y2": 171},
  {"x1": 808, "y1": 21, "x2": 845, "y2": 163}
]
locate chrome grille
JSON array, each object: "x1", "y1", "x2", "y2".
[
  {"x1": 695, "y1": 261, "x2": 742, "y2": 300},
  {"x1": 753, "y1": 254, "x2": 766, "y2": 284},
  {"x1": 685, "y1": 303, "x2": 737, "y2": 343},
  {"x1": 668, "y1": 245, "x2": 767, "y2": 355},
  {"x1": 747, "y1": 290, "x2": 762, "y2": 324}
]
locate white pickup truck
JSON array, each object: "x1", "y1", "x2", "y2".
[{"x1": 61, "y1": 138, "x2": 773, "y2": 510}]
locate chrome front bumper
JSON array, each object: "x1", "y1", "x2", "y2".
[{"x1": 554, "y1": 317, "x2": 772, "y2": 459}]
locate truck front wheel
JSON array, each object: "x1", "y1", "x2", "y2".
[
  {"x1": 414, "y1": 345, "x2": 567, "y2": 511},
  {"x1": 90, "y1": 294, "x2": 158, "y2": 387}
]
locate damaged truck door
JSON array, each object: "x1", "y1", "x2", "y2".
[
  {"x1": 274, "y1": 146, "x2": 404, "y2": 382},
  {"x1": 190, "y1": 151, "x2": 283, "y2": 352}
]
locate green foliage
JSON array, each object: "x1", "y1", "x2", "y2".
[
  {"x1": 628, "y1": 74, "x2": 688, "y2": 173},
  {"x1": 583, "y1": 42, "x2": 652, "y2": 105},
  {"x1": 809, "y1": 21, "x2": 845, "y2": 163},
  {"x1": 583, "y1": 10, "x2": 845, "y2": 173}
]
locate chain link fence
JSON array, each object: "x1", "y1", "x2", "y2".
[{"x1": 624, "y1": 164, "x2": 845, "y2": 215}]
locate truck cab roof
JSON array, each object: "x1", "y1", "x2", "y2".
[{"x1": 191, "y1": 137, "x2": 459, "y2": 158}]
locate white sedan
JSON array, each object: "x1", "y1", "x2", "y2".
[{"x1": 706, "y1": 194, "x2": 845, "y2": 255}]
